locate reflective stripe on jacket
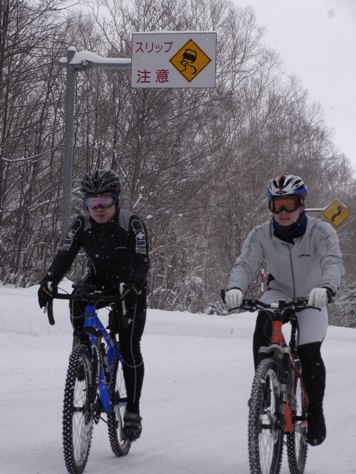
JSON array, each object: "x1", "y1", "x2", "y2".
[{"x1": 46, "y1": 208, "x2": 149, "y2": 288}]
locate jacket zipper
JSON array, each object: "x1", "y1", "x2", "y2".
[{"x1": 289, "y1": 245, "x2": 296, "y2": 299}]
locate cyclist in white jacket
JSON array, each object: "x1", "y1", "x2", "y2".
[{"x1": 225, "y1": 175, "x2": 344, "y2": 447}]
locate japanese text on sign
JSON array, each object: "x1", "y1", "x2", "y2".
[
  {"x1": 134, "y1": 42, "x2": 173, "y2": 54},
  {"x1": 136, "y1": 69, "x2": 170, "y2": 84}
]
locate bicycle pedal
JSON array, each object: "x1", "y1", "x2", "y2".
[
  {"x1": 77, "y1": 365, "x2": 85, "y2": 381},
  {"x1": 94, "y1": 399, "x2": 102, "y2": 424}
]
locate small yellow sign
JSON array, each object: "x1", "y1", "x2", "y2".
[
  {"x1": 170, "y1": 39, "x2": 211, "y2": 82},
  {"x1": 322, "y1": 199, "x2": 351, "y2": 228}
]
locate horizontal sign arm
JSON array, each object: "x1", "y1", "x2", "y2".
[{"x1": 59, "y1": 48, "x2": 131, "y2": 70}]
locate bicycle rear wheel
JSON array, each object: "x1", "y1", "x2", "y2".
[
  {"x1": 62, "y1": 343, "x2": 97, "y2": 474},
  {"x1": 248, "y1": 358, "x2": 284, "y2": 474},
  {"x1": 108, "y1": 358, "x2": 131, "y2": 456},
  {"x1": 286, "y1": 367, "x2": 308, "y2": 474}
]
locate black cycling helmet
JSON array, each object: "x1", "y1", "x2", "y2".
[{"x1": 80, "y1": 169, "x2": 121, "y2": 196}]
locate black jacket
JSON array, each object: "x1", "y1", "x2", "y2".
[{"x1": 46, "y1": 209, "x2": 149, "y2": 289}]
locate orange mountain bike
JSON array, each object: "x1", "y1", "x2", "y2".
[{"x1": 230, "y1": 297, "x2": 314, "y2": 474}]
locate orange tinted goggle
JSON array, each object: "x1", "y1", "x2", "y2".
[{"x1": 269, "y1": 196, "x2": 302, "y2": 214}]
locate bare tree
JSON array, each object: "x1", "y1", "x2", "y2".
[
  {"x1": 1, "y1": 0, "x2": 355, "y2": 327},
  {"x1": 0, "y1": 0, "x2": 73, "y2": 283}
]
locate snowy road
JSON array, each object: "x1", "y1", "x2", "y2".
[{"x1": 0, "y1": 284, "x2": 355, "y2": 473}]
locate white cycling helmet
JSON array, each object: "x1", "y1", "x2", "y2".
[{"x1": 267, "y1": 175, "x2": 307, "y2": 198}]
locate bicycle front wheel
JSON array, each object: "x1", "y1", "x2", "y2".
[
  {"x1": 248, "y1": 358, "x2": 284, "y2": 474},
  {"x1": 286, "y1": 367, "x2": 308, "y2": 474},
  {"x1": 108, "y1": 358, "x2": 131, "y2": 456},
  {"x1": 62, "y1": 343, "x2": 97, "y2": 474}
]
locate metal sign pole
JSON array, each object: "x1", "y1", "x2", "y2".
[
  {"x1": 58, "y1": 47, "x2": 131, "y2": 239},
  {"x1": 61, "y1": 47, "x2": 76, "y2": 238}
]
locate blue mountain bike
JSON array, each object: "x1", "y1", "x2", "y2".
[{"x1": 46, "y1": 284, "x2": 131, "y2": 474}]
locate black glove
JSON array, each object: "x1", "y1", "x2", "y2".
[
  {"x1": 38, "y1": 278, "x2": 57, "y2": 309},
  {"x1": 122, "y1": 282, "x2": 141, "y2": 306}
]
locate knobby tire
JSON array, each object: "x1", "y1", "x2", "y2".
[
  {"x1": 107, "y1": 358, "x2": 131, "y2": 456},
  {"x1": 248, "y1": 358, "x2": 283, "y2": 474},
  {"x1": 62, "y1": 343, "x2": 97, "y2": 474}
]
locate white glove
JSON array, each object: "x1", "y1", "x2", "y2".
[
  {"x1": 225, "y1": 288, "x2": 244, "y2": 309},
  {"x1": 308, "y1": 288, "x2": 328, "y2": 309}
]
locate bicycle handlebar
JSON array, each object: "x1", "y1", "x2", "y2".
[
  {"x1": 220, "y1": 289, "x2": 319, "y2": 313},
  {"x1": 45, "y1": 286, "x2": 128, "y2": 326},
  {"x1": 238, "y1": 298, "x2": 310, "y2": 313}
]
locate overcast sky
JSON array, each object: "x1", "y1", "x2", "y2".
[{"x1": 233, "y1": 0, "x2": 356, "y2": 173}]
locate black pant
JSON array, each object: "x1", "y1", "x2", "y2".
[
  {"x1": 70, "y1": 277, "x2": 147, "y2": 415},
  {"x1": 253, "y1": 310, "x2": 325, "y2": 413}
]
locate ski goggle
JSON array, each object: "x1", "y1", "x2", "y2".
[
  {"x1": 85, "y1": 194, "x2": 117, "y2": 210},
  {"x1": 269, "y1": 196, "x2": 302, "y2": 214}
]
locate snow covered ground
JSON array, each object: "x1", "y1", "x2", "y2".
[{"x1": 0, "y1": 281, "x2": 355, "y2": 473}]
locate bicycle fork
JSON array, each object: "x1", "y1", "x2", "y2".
[
  {"x1": 264, "y1": 349, "x2": 295, "y2": 433},
  {"x1": 266, "y1": 317, "x2": 299, "y2": 434},
  {"x1": 282, "y1": 356, "x2": 308, "y2": 433},
  {"x1": 96, "y1": 340, "x2": 123, "y2": 415}
]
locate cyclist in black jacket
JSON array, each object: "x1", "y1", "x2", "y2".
[{"x1": 38, "y1": 169, "x2": 149, "y2": 441}]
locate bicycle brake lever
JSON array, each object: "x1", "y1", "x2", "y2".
[{"x1": 242, "y1": 299, "x2": 257, "y2": 312}]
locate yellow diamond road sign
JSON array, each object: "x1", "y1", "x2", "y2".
[
  {"x1": 322, "y1": 199, "x2": 351, "y2": 228},
  {"x1": 170, "y1": 39, "x2": 211, "y2": 82}
]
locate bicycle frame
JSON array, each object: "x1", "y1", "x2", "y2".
[
  {"x1": 46, "y1": 288, "x2": 128, "y2": 414},
  {"x1": 82, "y1": 303, "x2": 125, "y2": 414},
  {"x1": 256, "y1": 302, "x2": 306, "y2": 434}
]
